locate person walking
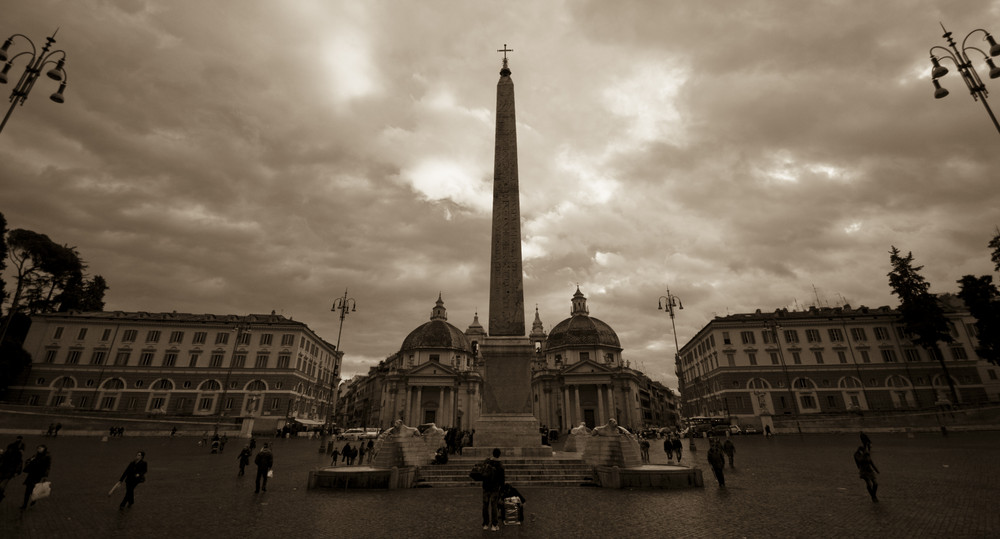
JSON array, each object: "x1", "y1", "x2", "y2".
[
  {"x1": 341, "y1": 442, "x2": 351, "y2": 464},
  {"x1": 859, "y1": 431, "x2": 872, "y2": 452},
  {"x1": 480, "y1": 448, "x2": 505, "y2": 531},
  {"x1": 672, "y1": 435, "x2": 684, "y2": 463},
  {"x1": 707, "y1": 440, "x2": 726, "y2": 487},
  {"x1": 366, "y1": 439, "x2": 375, "y2": 464},
  {"x1": 330, "y1": 446, "x2": 340, "y2": 467},
  {"x1": 117, "y1": 451, "x2": 147, "y2": 508},
  {"x1": 664, "y1": 435, "x2": 674, "y2": 462},
  {"x1": 639, "y1": 438, "x2": 650, "y2": 463},
  {"x1": 854, "y1": 445, "x2": 879, "y2": 502},
  {"x1": 237, "y1": 445, "x2": 252, "y2": 476},
  {"x1": 20, "y1": 445, "x2": 51, "y2": 510},
  {"x1": 357, "y1": 443, "x2": 365, "y2": 465},
  {"x1": 0, "y1": 436, "x2": 25, "y2": 502},
  {"x1": 722, "y1": 439, "x2": 736, "y2": 468},
  {"x1": 254, "y1": 444, "x2": 273, "y2": 493}
]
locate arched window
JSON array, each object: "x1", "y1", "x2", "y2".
[
  {"x1": 793, "y1": 377, "x2": 816, "y2": 389},
  {"x1": 199, "y1": 380, "x2": 221, "y2": 391},
  {"x1": 155, "y1": 379, "x2": 174, "y2": 390},
  {"x1": 838, "y1": 376, "x2": 863, "y2": 388},
  {"x1": 102, "y1": 378, "x2": 125, "y2": 390},
  {"x1": 246, "y1": 380, "x2": 266, "y2": 392},
  {"x1": 886, "y1": 375, "x2": 911, "y2": 388},
  {"x1": 747, "y1": 378, "x2": 771, "y2": 389},
  {"x1": 54, "y1": 376, "x2": 75, "y2": 389}
]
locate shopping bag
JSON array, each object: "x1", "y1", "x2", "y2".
[
  {"x1": 267, "y1": 469, "x2": 273, "y2": 478},
  {"x1": 30, "y1": 481, "x2": 52, "y2": 502},
  {"x1": 108, "y1": 482, "x2": 122, "y2": 496}
]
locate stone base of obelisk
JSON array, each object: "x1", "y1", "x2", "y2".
[{"x1": 471, "y1": 336, "x2": 550, "y2": 456}]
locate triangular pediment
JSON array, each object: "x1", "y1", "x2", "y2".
[
  {"x1": 561, "y1": 359, "x2": 613, "y2": 375},
  {"x1": 408, "y1": 361, "x2": 458, "y2": 377}
]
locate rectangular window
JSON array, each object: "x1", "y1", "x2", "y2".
[
  {"x1": 801, "y1": 395, "x2": 817, "y2": 408},
  {"x1": 827, "y1": 395, "x2": 836, "y2": 408},
  {"x1": 748, "y1": 352, "x2": 757, "y2": 365},
  {"x1": 44, "y1": 350, "x2": 58, "y2": 363},
  {"x1": 169, "y1": 331, "x2": 184, "y2": 343},
  {"x1": 150, "y1": 397, "x2": 165, "y2": 410},
  {"x1": 950, "y1": 346, "x2": 968, "y2": 360},
  {"x1": 779, "y1": 396, "x2": 787, "y2": 408},
  {"x1": 726, "y1": 353, "x2": 735, "y2": 366},
  {"x1": 762, "y1": 330, "x2": 773, "y2": 344},
  {"x1": 53, "y1": 327, "x2": 64, "y2": 339},
  {"x1": 873, "y1": 327, "x2": 890, "y2": 340},
  {"x1": 784, "y1": 329, "x2": 799, "y2": 344},
  {"x1": 139, "y1": 352, "x2": 155, "y2": 366},
  {"x1": 115, "y1": 350, "x2": 130, "y2": 366},
  {"x1": 814, "y1": 350, "x2": 824, "y2": 364},
  {"x1": 770, "y1": 352, "x2": 780, "y2": 365},
  {"x1": 270, "y1": 398, "x2": 280, "y2": 410},
  {"x1": 860, "y1": 350, "x2": 871, "y2": 363},
  {"x1": 895, "y1": 326, "x2": 908, "y2": 340},
  {"x1": 90, "y1": 350, "x2": 106, "y2": 365},
  {"x1": 193, "y1": 331, "x2": 207, "y2": 345},
  {"x1": 965, "y1": 323, "x2": 978, "y2": 338},
  {"x1": 146, "y1": 330, "x2": 161, "y2": 343},
  {"x1": 163, "y1": 352, "x2": 178, "y2": 367},
  {"x1": 199, "y1": 397, "x2": 214, "y2": 411},
  {"x1": 66, "y1": 350, "x2": 82, "y2": 364},
  {"x1": 225, "y1": 398, "x2": 234, "y2": 410},
  {"x1": 232, "y1": 354, "x2": 246, "y2": 368},
  {"x1": 850, "y1": 328, "x2": 867, "y2": 341},
  {"x1": 828, "y1": 328, "x2": 844, "y2": 342},
  {"x1": 101, "y1": 396, "x2": 116, "y2": 410},
  {"x1": 880, "y1": 349, "x2": 898, "y2": 363},
  {"x1": 792, "y1": 352, "x2": 802, "y2": 365},
  {"x1": 579, "y1": 352, "x2": 590, "y2": 361},
  {"x1": 77, "y1": 396, "x2": 89, "y2": 408},
  {"x1": 281, "y1": 334, "x2": 295, "y2": 346},
  {"x1": 189, "y1": 353, "x2": 200, "y2": 367},
  {"x1": 215, "y1": 332, "x2": 229, "y2": 345},
  {"x1": 77, "y1": 328, "x2": 88, "y2": 340},
  {"x1": 837, "y1": 351, "x2": 847, "y2": 364},
  {"x1": 989, "y1": 370, "x2": 998, "y2": 380},
  {"x1": 904, "y1": 348, "x2": 920, "y2": 362},
  {"x1": 741, "y1": 331, "x2": 756, "y2": 345},
  {"x1": 255, "y1": 353, "x2": 269, "y2": 369},
  {"x1": 260, "y1": 333, "x2": 273, "y2": 346},
  {"x1": 277, "y1": 354, "x2": 291, "y2": 369},
  {"x1": 122, "y1": 329, "x2": 137, "y2": 342},
  {"x1": 101, "y1": 328, "x2": 112, "y2": 341},
  {"x1": 806, "y1": 329, "x2": 821, "y2": 343},
  {"x1": 722, "y1": 332, "x2": 731, "y2": 345},
  {"x1": 210, "y1": 353, "x2": 224, "y2": 368},
  {"x1": 127, "y1": 397, "x2": 139, "y2": 410}
]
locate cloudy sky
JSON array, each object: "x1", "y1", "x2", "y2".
[{"x1": 3, "y1": 1, "x2": 1000, "y2": 389}]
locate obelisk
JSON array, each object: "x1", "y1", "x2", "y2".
[{"x1": 474, "y1": 46, "x2": 546, "y2": 453}]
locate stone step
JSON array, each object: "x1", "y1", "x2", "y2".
[
  {"x1": 415, "y1": 479, "x2": 597, "y2": 488},
  {"x1": 418, "y1": 470, "x2": 592, "y2": 480}
]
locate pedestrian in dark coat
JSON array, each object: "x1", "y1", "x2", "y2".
[
  {"x1": 722, "y1": 439, "x2": 736, "y2": 468},
  {"x1": 20, "y1": 445, "x2": 51, "y2": 510},
  {"x1": 480, "y1": 448, "x2": 505, "y2": 531},
  {"x1": 672, "y1": 436, "x2": 683, "y2": 463},
  {"x1": 330, "y1": 447, "x2": 340, "y2": 466},
  {"x1": 664, "y1": 436, "x2": 674, "y2": 461},
  {"x1": 254, "y1": 444, "x2": 273, "y2": 493},
  {"x1": 118, "y1": 451, "x2": 148, "y2": 508},
  {"x1": 707, "y1": 441, "x2": 726, "y2": 487},
  {"x1": 366, "y1": 439, "x2": 375, "y2": 464},
  {"x1": 854, "y1": 445, "x2": 879, "y2": 502},
  {"x1": 859, "y1": 431, "x2": 872, "y2": 451},
  {"x1": 357, "y1": 443, "x2": 366, "y2": 465},
  {"x1": 341, "y1": 442, "x2": 351, "y2": 464},
  {"x1": 0, "y1": 436, "x2": 25, "y2": 502},
  {"x1": 237, "y1": 446, "x2": 252, "y2": 476}
]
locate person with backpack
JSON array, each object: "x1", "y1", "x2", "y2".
[
  {"x1": 254, "y1": 444, "x2": 273, "y2": 493},
  {"x1": 480, "y1": 448, "x2": 505, "y2": 531},
  {"x1": 854, "y1": 445, "x2": 879, "y2": 502}
]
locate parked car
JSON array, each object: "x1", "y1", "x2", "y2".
[
  {"x1": 338, "y1": 428, "x2": 366, "y2": 441},
  {"x1": 728, "y1": 425, "x2": 743, "y2": 435},
  {"x1": 742, "y1": 425, "x2": 759, "y2": 435}
]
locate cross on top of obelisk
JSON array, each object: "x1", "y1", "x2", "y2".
[{"x1": 497, "y1": 44, "x2": 513, "y2": 70}]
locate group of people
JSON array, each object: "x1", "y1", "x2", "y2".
[
  {"x1": 107, "y1": 426, "x2": 127, "y2": 438},
  {"x1": 444, "y1": 428, "x2": 474, "y2": 455},
  {"x1": 705, "y1": 437, "x2": 736, "y2": 487},
  {"x1": 663, "y1": 433, "x2": 685, "y2": 463},
  {"x1": 44, "y1": 423, "x2": 62, "y2": 437},
  {"x1": 331, "y1": 439, "x2": 374, "y2": 466},
  {"x1": 0, "y1": 436, "x2": 51, "y2": 510},
  {"x1": 234, "y1": 439, "x2": 274, "y2": 492}
]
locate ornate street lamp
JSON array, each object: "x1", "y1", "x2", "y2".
[
  {"x1": 929, "y1": 23, "x2": 1000, "y2": 136},
  {"x1": 328, "y1": 289, "x2": 356, "y2": 427},
  {"x1": 764, "y1": 319, "x2": 801, "y2": 435},
  {"x1": 657, "y1": 288, "x2": 684, "y2": 415},
  {"x1": 0, "y1": 29, "x2": 68, "y2": 135}
]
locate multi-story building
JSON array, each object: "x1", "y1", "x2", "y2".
[
  {"x1": 14, "y1": 311, "x2": 341, "y2": 431},
  {"x1": 678, "y1": 295, "x2": 1000, "y2": 428}
]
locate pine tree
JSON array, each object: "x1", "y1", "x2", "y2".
[{"x1": 887, "y1": 247, "x2": 958, "y2": 404}]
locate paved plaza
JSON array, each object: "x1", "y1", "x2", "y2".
[{"x1": 0, "y1": 431, "x2": 997, "y2": 538}]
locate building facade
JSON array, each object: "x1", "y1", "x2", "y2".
[
  {"x1": 14, "y1": 311, "x2": 341, "y2": 429},
  {"x1": 335, "y1": 291, "x2": 679, "y2": 433},
  {"x1": 677, "y1": 296, "x2": 1000, "y2": 426}
]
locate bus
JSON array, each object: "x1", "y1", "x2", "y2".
[{"x1": 683, "y1": 416, "x2": 729, "y2": 436}]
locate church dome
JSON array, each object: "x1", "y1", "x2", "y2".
[
  {"x1": 400, "y1": 295, "x2": 472, "y2": 353},
  {"x1": 545, "y1": 288, "x2": 621, "y2": 351}
]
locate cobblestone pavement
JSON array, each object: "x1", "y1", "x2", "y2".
[{"x1": 0, "y1": 431, "x2": 997, "y2": 538}]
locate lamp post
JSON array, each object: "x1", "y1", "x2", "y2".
[
  {"x1": 328, "y1": 289, "x2": 356, "y2": 427},
  {"x1": 764, "y1": 319, "x2": 801, "y2": 435},
  {"x1": 216, "y1": 316, "x2": 251, "y2": 433},
  {"x1": 929, "y1": 23, "x2": 1000, "y2": 136},
  {"x1": 0, "y1": 29, "x2": 68, "y2": 135},
  {"x1": 657, "y1": 288, "x2": 684, "y2": 414}
]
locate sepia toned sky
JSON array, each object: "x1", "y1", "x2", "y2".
[{"x1": 3, "y1": 1, "x2": 1000, "y2": 390}]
